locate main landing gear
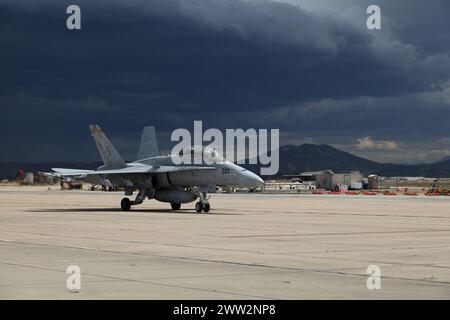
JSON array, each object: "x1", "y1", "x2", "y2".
[
  {"x1": 121, "y1": 190, "x2": 153, "y2": 211},
  {"x1": 121, "y1": 198, "x2": 131, "y2": 211}
]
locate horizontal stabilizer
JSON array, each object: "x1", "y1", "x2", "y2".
[{"x1": 51, "y1": 168, "x2": 95, "y2": 177}]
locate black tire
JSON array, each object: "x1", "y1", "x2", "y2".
[
  {"x1": 203, "y1": 202, "x2": 210, "y2": 213},
  {"x1": 195, "y1": 202, "x2": 203, "y2": 213},
  {"x1": 171, "y1": 203, "x2": 181, "y2": 210},
  {"x1": 121, "y1": 198, "x2": 131, "y2": 211}
]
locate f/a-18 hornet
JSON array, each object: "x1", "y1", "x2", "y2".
[{"x1": 53, "y1": 125, "x2": 264, "y2": 213}]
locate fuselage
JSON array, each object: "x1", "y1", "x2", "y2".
[{"x1": 89, "y1": 151, "x2": 264, "y2": 191}]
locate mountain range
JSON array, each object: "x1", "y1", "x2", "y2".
[
  {"x1": 1, "y1": 144, "x2": 450, "y2": 179},
  {"x1": 274, "y1": 144, "x2": 450, "y2": 177},
  {"x1": 244, "y1": 144, "x2": 450, "y2": 178},
  {"x1": 435, "y1": 156, "x2": 450, "y2": 164}
]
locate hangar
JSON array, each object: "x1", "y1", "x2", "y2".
[{"x1": 286, "y1": 170, "x2": 363, "y2": 191}]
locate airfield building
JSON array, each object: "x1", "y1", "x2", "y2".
[{"x1": 310, "y1": 170, "x2": 363, "y2": 191}]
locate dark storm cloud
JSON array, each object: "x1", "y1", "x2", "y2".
[
  {"x1": 2, "y1": 0, "x2": 449, "y2": 106},
  {"x1": 0, "y1": 0, "x2": 449, "y2": 162}
]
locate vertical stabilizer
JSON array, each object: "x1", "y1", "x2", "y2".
[
  {"x1": 89, "y1": 124, "x2": 126, "y2": 169},
  {"x1": 137, "y1": 126, "x2": 159, "y2": 160}
]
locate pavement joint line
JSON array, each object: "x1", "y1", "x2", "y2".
[
  {"x1": 1, "y1": 241, "x2": 450, "y2": 286},
  {"x1": 6, "y1": 205, "x2": 449, "y2": 219},
  {"x1": 0, "y1": 260, "x2": 277, "y2": 299},
  {"x1": 2, "y1": 235, "x2": 450, "y2": 271},
  {"x1": 3, "y1": 228, "x2": 450, "y2": 258},
  {"x1": 224, "y1": 228, "x2": 450, "y2": 238}
]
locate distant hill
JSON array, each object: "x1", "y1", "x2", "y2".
[
  {"x1": 278, "y1": 144, "x2": 378, "y2": 174},
  {"x1": 435, "y1": 156, "x2": 450, "y2": 164},
  {"x1": 2, "y1": 144, "x2": 450, "y2": 179}
]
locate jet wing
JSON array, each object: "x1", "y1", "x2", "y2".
[
  {"x1": 53, "y1": 165, "x2": 215, "y2": 177},
  {"x1": 94, "y1": 166, "x2": 216, "y2": 175}
]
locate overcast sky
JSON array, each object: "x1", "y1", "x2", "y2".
[{"x1": 1, "y1": 0, "x2": 449, "y2": 163}]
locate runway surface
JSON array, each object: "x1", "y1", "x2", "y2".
[{"x1": 1, "y1": 186, "x2": 449, "y2": 299}]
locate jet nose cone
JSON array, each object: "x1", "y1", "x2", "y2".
[
  {"x1": 254, "y1": 174, "x2": 265, "y2": 187},
  {"x1": 243, "y1": 170, "x2": 265, "y2": 188}
]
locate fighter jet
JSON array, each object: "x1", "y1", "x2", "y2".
[{"x1": 52, "y1": 125, "x2": 264, "y2": 213}]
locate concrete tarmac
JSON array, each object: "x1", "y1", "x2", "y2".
[{"x1": 1, "y1": 186, "x2": 449, "y2": 299}]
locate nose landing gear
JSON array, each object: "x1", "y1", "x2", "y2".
[
  {"x1": 194, "y1": 196, "x2": 211, "y2": 213},
  {"x1": 195, "y1": 201, "x2": 210, "y2": 213},
  {"x1": 195, "y1": 201, "x2": 211, "y2": 213},
  {"x1": 195, "y1": 202, "x2": 203, "y2": 213},
  {"x1": 191, "y1": 187, "x2": 211, "y2": 213}
]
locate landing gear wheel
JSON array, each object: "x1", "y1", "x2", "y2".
[
  {"x1": 121, "y1": 198, "x2": 131, "y2": 211},
  {"x1": 195, "y1": 202, "x2": 203, "y2": 213},
  {"x1": 171, "y1": 203, "x2": 181, "y2": 210},
  {"x1": 203, "y1": 202, "x2": 210, "y2": 213}
]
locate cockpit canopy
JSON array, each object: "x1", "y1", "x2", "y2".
[{"x1": 176, "y1": 146, "x2": 224, "y2": 164}]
